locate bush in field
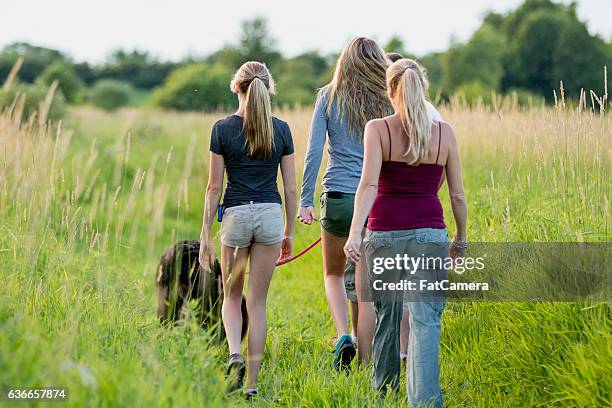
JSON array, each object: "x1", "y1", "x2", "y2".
[
  {"x1": 151, "y1": 63, "x2": 235, "y2": 111},
  {"x1": 90, "y1": 79, "x2": 132, "y2": 111},
  {"x1": 0, "y1": 82, "x2": 65, "y2": 120},
  {"x1": 37, "y1": 61, "x2": 84, "y2": 103},
  {"x1": 453, "y1": 81, "x2": 495, "y2": 105}
]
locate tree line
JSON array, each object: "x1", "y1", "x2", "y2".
[{"x1": 0, "y1": 0, "x2": 609, "y2": 114}]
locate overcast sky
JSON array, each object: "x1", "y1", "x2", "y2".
[{"x1": 2, "y1": 0, "x2": 610, "y2": 63}]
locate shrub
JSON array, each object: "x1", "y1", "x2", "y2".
[
  {"x1": 151, "y1": 63, "x2": 235, "y2": 111},
  {"x1": 453, "y1": 81, "x2": 495, "y2": 105},
  {"x1": 37, "y1": 61, "x2": 83, "y2": 104},
  {"x1": 89, "y1": 79, "x2": 132, "y2": 111},
  {"x1": 0, "y1": 82, "x2": 65, "y2": 120}
]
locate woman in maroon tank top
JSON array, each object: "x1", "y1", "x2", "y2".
[{"x1": 343, "y1": 59, "x2": 467, "y2": 406}]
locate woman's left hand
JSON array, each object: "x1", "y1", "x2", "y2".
[{"x1": 344, "y1": 233, "x2": 362, "y2": 264}]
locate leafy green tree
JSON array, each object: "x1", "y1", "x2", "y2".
[
  {"x1": 505, "y1": 10, "x2": 570, "y2": 96},
  {"x1": 0, "y1": 42, "x2": 67, "y2": 83},
  {"x1": 151, "y1": 63, "x2": 235, "y2": 111},
  {"x1": 237, "y1": 17, "x2": 281, "y2": 67},
  {"x1": 442, "y1": 25, "x2": 506, "y2": 93},
  {"x1": 502, "y1": 0, "x2": 563, "y2": 38},
  {"x1": 95, "y1": 49, "x2": 177, "y2": 89},
  {"x1": 73, "y1": 62, "x2": 95, "y2": 85},
  {"x1": 209, "y1": 17, "x2": 281, "y2": 70},
  {"x1": 385, "y1": 36, "x2": 404, "y2": 54},
  {"x1": 275, "y1": 52, "x2": 332, "y2": 106},
  {"x1": 208, "y1": 46, "x2": 244, "y2": 71},
  {"x1": 552, "y1": 20, "x2": 609, "y2": 96},
  {"x1": 384, "y1": 36, "x2": 417, "y2": 60},
  {"x1": 482, "y1": 11, "x2": 505, "y2": 29},
  {"x1": 37, "y1": 61, "x2": 84, "y2": 103},
  {"x1": 89, "y1": 79, "x2": 132, "y2": 111},
  {"x1": 419, "y1": 53, "x2": 445, "y2": 99}
]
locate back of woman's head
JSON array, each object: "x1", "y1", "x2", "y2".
[
  {"x1": 230, "y1": 61, "x2": 275, "y2": 159},
  {"x1": 327, "y1": 37, "x2": 393, "y2": 138},
  {"x1": 386, "y1": 59, "x2": 433, "y2": 165}
]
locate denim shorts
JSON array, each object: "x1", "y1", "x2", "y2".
[{"x1": 220, "y1": 202, "x2": 284, "y2": 248}]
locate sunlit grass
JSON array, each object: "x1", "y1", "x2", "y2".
[{"x1": 0, "y1": 94, "x2": 610, "y2": 407}]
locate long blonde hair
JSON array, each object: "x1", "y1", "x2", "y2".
[
  {"x1": 326, "y1": 37, "x2": 392, "y2": 139},
  {"x1": 230, "y1": 61, "x2": 275, "y2": 159},
  {"x1": 386, "y1": 59, "x2": 433, "y2": 165}
]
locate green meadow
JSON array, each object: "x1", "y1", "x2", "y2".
[{"x1": 1, "y1": 99, "x2": 610, "y2": 407}]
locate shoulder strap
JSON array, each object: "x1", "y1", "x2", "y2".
[
  {"x1": 383, "y1": 119, "x2": 392, "y2": 161},
  {"x1": 435, "y1": 122, "x2": 443, "y2": 165}
]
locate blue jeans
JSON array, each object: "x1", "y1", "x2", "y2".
[{"x1": 363, "y1": 228, "x2": 448, "y2": 407}]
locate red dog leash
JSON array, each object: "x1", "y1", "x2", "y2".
[{"x1": 276, "y1": 237, "x2": 322, "y2": 266}]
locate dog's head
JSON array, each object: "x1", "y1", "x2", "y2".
[{"x1": 156, "y1": 240, "x2": 247, "y2": 340}]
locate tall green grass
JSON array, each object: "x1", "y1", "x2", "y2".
[{"x1": 0, "y1": 85, "x2": 610, "y2": 407}]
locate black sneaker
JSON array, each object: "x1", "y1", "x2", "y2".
[
  {"x1": 332, "y1": 334, "x2": 356, "y2": 371},
  {"x1": 225, "y1": 353, "x2": 246, "y2": 393},
  {"x1": 243, "y1": 388, "x2": 258, "y2": 400}
]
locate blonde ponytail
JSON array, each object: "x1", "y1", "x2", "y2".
[
  {"x1": 230, "y1": 61, "x2": 276, "y2": 159},
  {"x1": 386, "y1": 59, "x2": 433, "y2": 165}
]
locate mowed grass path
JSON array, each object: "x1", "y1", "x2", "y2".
[{"x1": 1, "y1": 105, "x2": 610, "y2": 407}]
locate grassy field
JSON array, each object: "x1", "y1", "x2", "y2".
[{"x1": 1, "y1": 97, "x2": 610, "y2": 407}]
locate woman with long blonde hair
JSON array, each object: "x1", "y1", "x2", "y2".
[
  {"x1": 344, "y1": 58, "x2": 467, "y2": 406},
  {"x1": 199, "y1": 61, "x2": 297, "y2": 398},
  {"x1": 298, "y1": 37, "x2": 392, "y2": 369}
]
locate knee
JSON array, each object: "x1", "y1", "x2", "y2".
[
  {"x1": 223, "y1": 289, "x2": 243, "y2": 305},
  {"x1": 246, "y1": 296, "x2": 266, "y2": 314},
  {"x1": 324, "y1": 266, "x2": 344, "y2": 277}
]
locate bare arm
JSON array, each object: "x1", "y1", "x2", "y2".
[
  {"x1": 199, "y1": 152, "x2": 224, "y2": 266},
  {"x1": 444, "y1": 125, "x2": 467, "y2": 242},
  {"x1": 280, "y1": 153, "x2": 298, "y2": 238},
  {"x1": 345, "y1": 121, "x2": 383, "y2": 263}
]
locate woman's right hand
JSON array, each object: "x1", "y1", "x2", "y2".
[
  {"x1": 298, "y1": 206, "x2": 316, "y2": 225},
  {"x1": 449, "y1": 239, "x2": 467, "y2": 261},
  {"x1": 198, "y1": 238, "x2": 216, "y2": 271}
]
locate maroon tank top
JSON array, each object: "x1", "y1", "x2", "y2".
[{"x1": 367, "y1": 119, "x2": 446, "y2": 231}]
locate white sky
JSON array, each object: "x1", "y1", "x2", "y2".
[{"x1": 1, "y1": 0, "x2": 610, "y2": 63}]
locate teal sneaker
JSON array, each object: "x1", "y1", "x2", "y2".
[{"x1": 332, "y1": 334, "x2": 356, "y2": 371}]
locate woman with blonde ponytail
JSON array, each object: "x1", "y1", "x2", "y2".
[
  {"x1": 344, "y1": 59, "x2": 467, "y2": 406},
  {"x1": 199, "y1": 61, "x2": 297, "y2": 398}
]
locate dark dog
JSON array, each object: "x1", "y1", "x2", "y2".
[{"x1": 155, "y1": 240, "x2": 248, "y2": 340}]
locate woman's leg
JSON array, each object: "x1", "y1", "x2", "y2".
[
  {"x1": 349, "y1": 300, "x2": 359, "y2": 341},
  {"x1": 245, "y1": 241, "x2": 281, "y2": 389},
  {"x1": 321, "y1": 228, "x2": 350, "y2": 338},
  {"x1": 355, "y1": 232, "x2": 376, "y2": 364},
  {"x1": 221, "y1": 245, "x2": 250, "y2": 355}
]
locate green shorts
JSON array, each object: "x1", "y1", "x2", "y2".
[
  {"x1": 320, "y1": 191, "x2": 361, "y2": 302},
  {"x1": 319, "y1": 191, "x2": 355, "y2": 237}
]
